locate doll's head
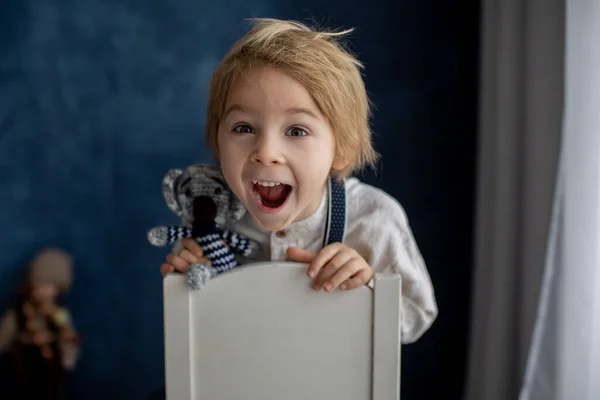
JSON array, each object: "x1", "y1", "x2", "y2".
[
  {"x1": 26, "y1": 247, "x2": 73, "y2": 304},
  {"x1": 162, "y1": 164, "x2": 246, "y2": 227}
]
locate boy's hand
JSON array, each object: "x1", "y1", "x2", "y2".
[
  {"x1": 287, "y1": 243, "x2": 373, "y2": 292},
  {"x1": 160, "y1": 238, "x2": 211, "y2": 276}
]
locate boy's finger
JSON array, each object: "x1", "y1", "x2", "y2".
[
  {"x1": 340, "y1": 269, "x2": 373, "y2": 291},
  {"x1": 307, "y1": 244, "x2": 343, "y2": 279},
  {"x1": 311, "y1": 252, "x2": 353, "y2": 288},
  {"x1": 197, "y1": 256, "x2": 212, "y2": 266},
  {"x1": 286, "y1": 247, "x2": 316, "y2": 263},
  {"x1": 181, "y1": 238, "x2": 204, "y2": 258},
  {"x1": 179, "y1": 249, "x2": 199, "y2": 264},
  {"x1": 166, "y1": 253, "x2": 190, "y2": 272},
  {"x1": 321, "y1": 258, "x2": 362, "y2": 292},
  {"x1": 160, "y1": 263, "x2": 175, "y2": 277}
]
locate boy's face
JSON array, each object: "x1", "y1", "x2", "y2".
[{"x1": 217, "y1": 66, "x2": 347, "y2": 232}]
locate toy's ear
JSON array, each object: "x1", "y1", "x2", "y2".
[
  {"x1": 162, "y1": 169, "x2": 183, "y2": 216},
  {"x1": 195, "y1": 163, "x2": 221, "y2": 177},
  {"x1": 228, "y1": 192, "x2": 247, "y2": 221}
]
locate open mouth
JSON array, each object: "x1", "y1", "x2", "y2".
[{"x1": 249, "y1": 180, "x2": 293, "y2": 211}]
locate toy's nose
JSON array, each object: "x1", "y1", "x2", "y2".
[{"x1": 193, "y1": 196, "x2": 217, "y2": 223}]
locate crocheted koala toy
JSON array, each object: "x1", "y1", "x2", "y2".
[{"x1": 147, "y1": 164, "x2": 259, "y2": 289}]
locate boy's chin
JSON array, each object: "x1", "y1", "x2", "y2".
[
  {"x1": 254, "y1": 217, "x2": 292, "y2": 233},
  {"x1": 247, "y1": 209, "x2": 294, "y2": 233}
]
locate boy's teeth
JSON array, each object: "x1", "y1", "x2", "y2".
[{"x1": 253, "y1": 180, "x2": 282, "y2": 187}]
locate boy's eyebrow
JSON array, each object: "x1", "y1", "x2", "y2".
[
  {"x1": 222, "y1": 104, "x2": 320, "y2": 120},
  {"x1": 284, "y1": 107, "x2": 320, "y2": 119},
  {"x1": 223, "y1": 104, "x2": 246, "y2": 118}
]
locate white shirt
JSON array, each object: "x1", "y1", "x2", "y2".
[{"x1": 175, "y1": 177, "x2": 438, "y2": 344}]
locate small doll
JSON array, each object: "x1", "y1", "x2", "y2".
[
  {"x1": 147, "y1": 164, "x2": 259, "y2": 289},
  {"x1": 0, "y1": 247, "x2": 80, "y2": 400}
]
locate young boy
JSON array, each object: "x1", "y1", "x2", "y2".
[{"x1": 160, "y1": 18, "x2": 437, "y2": 343}]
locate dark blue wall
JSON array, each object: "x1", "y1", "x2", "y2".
[{"x1": 0, "y1": 1, "x2": 479, "y2": 399}]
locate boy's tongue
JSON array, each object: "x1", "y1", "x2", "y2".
[
  {"x1": 256, "y1": 184, "x2": 286, "y2": 201},
  {"x1": 255, "y1": 184, "x2": 290, "y2": 207}
]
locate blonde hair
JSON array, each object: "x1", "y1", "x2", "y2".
[{"x1": 205, "y1": 18, "x2": 378, "y2": 178}]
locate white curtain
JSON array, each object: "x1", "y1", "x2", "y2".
[
  {"x1": 464, "y1": 0, "x2": 564, "y2": 398},
  {"x1": 519, "y1": 1, "x2": 600, "y2": 399}
]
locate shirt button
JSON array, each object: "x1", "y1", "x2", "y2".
[{"x1": 276, "y1": 230, "x2": 286, "y2": 238}]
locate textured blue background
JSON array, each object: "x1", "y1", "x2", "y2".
[{"x1": 0, "y1": 0, "x2": 479, "y2": 399}]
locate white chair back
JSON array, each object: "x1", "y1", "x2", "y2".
[{"x1": 163, "y1": 262, "x2": 401, "y2": 399}]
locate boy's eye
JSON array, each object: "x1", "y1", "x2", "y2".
[
  {"x1": 233, "y1": 124, "x2": 254, "y2": 134},
  {"x1": 286, "y1": 127, "x2": 308, "y2": 137}
]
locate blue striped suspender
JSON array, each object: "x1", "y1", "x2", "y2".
[{"x1": 322, "y1": 176, "x2": 347, "y2": 247}]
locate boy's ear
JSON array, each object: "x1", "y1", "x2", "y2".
[
  {"x1": 332, "y1": 156, "x2": 349, "y2": 172},
  {"x1": 162, "y1": 169, "x2": 183, "y2": 216}
]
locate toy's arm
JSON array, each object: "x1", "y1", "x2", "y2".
[
  {"x1": 148, "y1": 225, "x2": 193, "y2": 247},
  {"x1": 220, "y1": 230, "x2": 259, "y2": 257},
  {"x1": 53, "y1": 307, "x2": 80, "y2": 370},
  {"x1": 0, "y1": 310, "x2": 17, "y2": 353}
]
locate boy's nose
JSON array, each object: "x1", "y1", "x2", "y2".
[{"x1": 251, "y1": 136, "x2": 285, "y2": 166}]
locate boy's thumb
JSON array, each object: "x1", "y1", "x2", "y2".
[{"x1": 286, "y1": 247, "x2": 316, "y2": 263}]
